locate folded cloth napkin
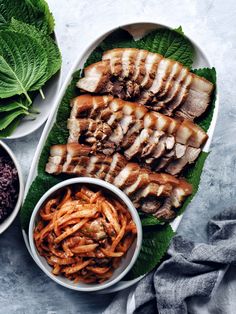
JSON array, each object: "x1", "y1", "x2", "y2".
[{"x1": 104, "y1": 208, "x2": 236, "y2": 314}]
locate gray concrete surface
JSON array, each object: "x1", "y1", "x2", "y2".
[{"x1": 1, "y1": 0, "x2": 236, "y2": 313}]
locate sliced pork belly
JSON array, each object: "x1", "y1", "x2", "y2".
[
  {"x1": 122, "y1": 120, "x2": 144, "y2": 148},
  {"x1": 183, "y1": 120, "x2": 208, "y2": 148},
  {"x1": 137, "y1": 58, "x2": 173, "y2": 106},
  {"x1": 131, "y1": 182, "x2": 161, "y2": 205},
  {"x1": 130, "y1": 173, "x2": 191, "y2": 216},
  {"x1": 175, "y1": 90, "x2": 211, "y2": 120},
  {"x1": 46, "y1": 159, "x2": 63, "y2": 174},
  {"x1": 85, "y1": 156, "x2": 101, "y2": 175},
  {"x1": 166, "y1": 146, "x2": 201, "y2": 175},
  {"x1": 68, "y1": 95, "x2": 208, "y2": 174},
  {"x1": 113, "y1": 163, "x2": 140, "y2": 188},
  {"x1": 152, "y1": 67, "x2": 189, "y2": 111},
  {"x1": 67, "y1": 118, "x2": 99, "y2": 143},
  {"x1": 71, "y1": 95, "x2": 147, "y2": 123},
  {"x1": 139, "y1": 52, "x2": 162, "y2": 88},
  {"x1": 146, "y1": 58, "x2": 173, "y2": 94},
  {"x1": 121, "y1": 49, "x2": 138, "y2": 78},
  {"x1": 143, "y1": 134, "x2": 175, "y2": 165},
  {"x1": 175, "y1": 75, "x2": 214, "y2": 120},
  {"x1": 95, "y1": 162, "x2": 111, "y2": 179},
  {"x1": 46, "y1": 143, "x2": 192, "y2": 221},
  {"x1": 124, "y1": 129, "x2": 152, "y2": 160},
  {"x1": 140, "y1": 197, "x2": 163, "y2": 214},
  {"x1": 77, "y1": 61, "x2": 111, "y2": 93},
  {"x1": 67, "y1": 157, "x2": 90, "y2": 175},
  {"x1": 103, "y1": 49, "x2": 162, "y2": 86},
  {"x1": 119, "y1": 115, "x2": 136, "y2": 134},
  {"x1": 141, "y1": 130, "x2": 164, "y2": 158},
  {"x1": 123, "y1": 170, "x2": 150, "y2": 195},
  {"x1": 103, "y1": 48, "x2": 138, "y2": 78},
  {"x1": 175, "y1": 119, "x2": 194, "y2": 145},
  {"x1": 154, "y1": 199, "x2": 176, "y2": 220},
  {"x1": 108, "y1": 123, "x2": 124, "y2": 146},
  {"x1": 175, "y1": 143, "x2": 187, "y2": 158},
  {"x1": 143, "y1": 112, "x2": 180, "y2": 134},
  {"x1": 68, "y1": 118, "x2": 113, "y2": 144},
  {"x1": 176, "y1": 120, "x2": 207, "y2": 148},
  {"x1": 157, "y1": 62, "x2": 183, "y2": 98},
  {"x1": 131, "y1": 49, "x2": 149, "y2": 83},
  {"x1": 160, "y1": 74, "x2": 193, "y2": 115},
  {"x1": 121, "y1": 101, "x2": 148, "y2": 118},
  {"x1": 167, "y1": 179, "x2": 193, "y2": 209},
  {"x1": 155, "y1": 134, "x2": 203, "y2": 174},
  {"x1": 104, "y1": 111, "x2": 122, "y2": 128},
  {"x1": 70, "y1": 95, "x2": 112, "y2": 119},
  {"x1": 104, "y1": 153, "x2": 128, "y2": 183},
  {"x1": 154, "y1": 152, "x2": 175, "y2": 172},
  {"x1": 102, "y1": 49, "x2": 123, "y2": 76},
  {"x1": 149, "y1": 172, "x2": 180, "y2": 187},
  {"x1": 108, "y1": 98, "x2": 148, "y2": 122},
  {"x1": 91, "y1": 95, "x2": 113, "y2": 118},
  {"x1": 49, "y1": 144, "x2": 67, "y2": 158},
  {"x1": 152, "y1": 135, "x2": 169, "y2": 159},
  {"x1": 46, "y1": 144, "x2": 92, "y2": 174},
  {"x1": 77, "y1": 48, "x2": 214, "y2": 119}
]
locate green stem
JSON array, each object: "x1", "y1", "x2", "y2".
[
  {"x1": 19, "y1": 104, "x2": 29, "y2": 110},
  {"x1": 24, "y1": 92, "x2": 32, "y2": 105},
  {"x1": 39, "y1": 88, "x2": 45, "y2": 100}
]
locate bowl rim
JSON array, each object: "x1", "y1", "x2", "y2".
[
  {"x1": 28, "y1": 177, "x2": 143, "y2": 292},
  {"x1": 0, "y1": 140, "x2": 24, "y2": 234}
]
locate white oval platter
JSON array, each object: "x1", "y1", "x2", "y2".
[{"x1": 21, "y1": 21, "x2": 219, "y2": 294}]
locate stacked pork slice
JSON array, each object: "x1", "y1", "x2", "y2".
[
  {"x1": 77, "y1": 48, "x2": 214, "y2": 120},
  {"x1": 46, "y1": 47, "x2": 214, "y2": 221},
  {"x1": 67, "y1": 95, "x2": 208, "y2": 175},
  {"x1": 46, "y1": 143, "x2": 192, "y2": 220}
]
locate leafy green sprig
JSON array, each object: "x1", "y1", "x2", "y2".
[{"x1": 0, "y1": 0, "x2": 61, "y2": 137}]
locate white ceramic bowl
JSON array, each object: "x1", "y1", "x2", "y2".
[
  {"x1": 0, "y1": 140, "x2": 24, "y2": 234},
  {"x1": 28, "y1": 177, "x2": 142, "y2": 292}
]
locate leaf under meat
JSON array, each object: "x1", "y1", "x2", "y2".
[
  {"x1": 99, "y1": 28, "x2": 136, "y2": 50},
  {"x1": 125, "y1": 224, "x2": 175, "y2": 279},
  {"x1": 85, "y1": 27, "x2": 194, "y2": 69},
  {"x1": 0, "y1": 31, "x2": 47, "y2": 102},
  {"x1": 136, "y1": 28, "x2": 194, "y2": 68},
  {"x1": 140, "y1": 213, "x2": 163, "y2": 227}
]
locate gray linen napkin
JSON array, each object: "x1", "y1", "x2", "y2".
[{"x1": 104, "y1": 208, "x2": 236, "y2": 314}]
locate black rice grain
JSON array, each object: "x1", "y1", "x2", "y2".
[{"x1": 0, "y1": 147, "x2": 19, "y2": 223}]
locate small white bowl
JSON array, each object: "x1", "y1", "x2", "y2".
[
  {"x1": 28, "y1": 177, "x2": 142, "y2": 292},
  {"x1": 0, "y1": 140, "x2": 24, "y2": 234}
]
